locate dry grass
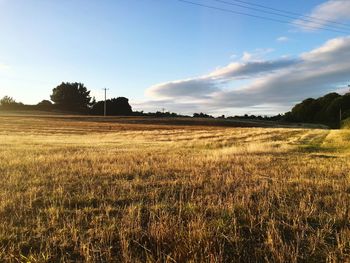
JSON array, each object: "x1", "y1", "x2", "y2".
[{"x1": 0, "y1": 115, "x2": 349, "y2": 262}]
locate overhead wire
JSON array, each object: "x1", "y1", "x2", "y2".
[
  {"x1": 225, "y1": 0, "x2": 350, "y2": 29},
  {"x1": 175, "y1": 0, "x2": 350, "y2": 34},
  {"x1": 211, "y1": 0, "x2": 350, "y2": 31}
]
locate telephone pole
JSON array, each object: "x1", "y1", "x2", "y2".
[{"x1": 103, "y1": 88, "x2": 109, "y2": 116}]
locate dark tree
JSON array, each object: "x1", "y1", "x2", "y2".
[
  {"x1": 290, "y1": 98, "x2": 320, "y2": 122},
  {"x1": 0, "y1": 96, "x2": 24, "y2": 110},
  {"x1": 36, "y1": 100, "x2": 53, "y2": 110},
  {"x1": 341, "y1": 93, "x2": 350, "y2": 120},
  {"x1": 325, "y1": 97, "x2": 343, "y2": 123},
  {"x1": 284, "y1": 92, "x2": 350, "y2": 127},
  {"x1": 0, "y1": 96, "x2": 16, "y2": 106},
  {"x1": 50, "y1": 82, "x2": 92, "y2": 111},
  {"x1": 91, "y1": 97, "x2": 132, "y2": 116},
  {"x1": 193, "y1": 112, "x2": 214, "y2": 118},
  {"x1": 314, "y1": 93, "x2": 341, "y2": 122}
]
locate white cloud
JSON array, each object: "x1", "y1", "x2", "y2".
[
  {"x1": 240, "y1": 48, "x2": 274, "y2": 62},
  {"x1": 241, "y1": 52, "x2": 253, "y2": 62},
  {"x1": 146, "y1": 57, "x2": 298, "y2": 100},
  {"x1": 146, "y1": 77, "x2": 219, "y2": 99},
  {"x1": 277, "y1": 36, "x2": 289, "y2": 42},
  {"x1": 143, "y1": 36, "x2": 350, "y2": 115},
  {"x1": 295, "y1": 0, "x2": 350, "y2": 31},
  {"x1": 209, "y1": 59, "x2": 298, "y2": 79}
]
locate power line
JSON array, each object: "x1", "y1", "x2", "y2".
[
  {"x1": 175, "y1": 0, "x2": 350, "y2": 34},
  {"x1": 211, "y1": 0, "x2": 350, "y2": 31},
  {"x1": 225, "y1": 0, "x2": 350, "y2": 29},
  {"x1": 176, "y1": 0, "x2": 350, "y2": 34}
]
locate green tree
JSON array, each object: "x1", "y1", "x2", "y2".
[
  {"x1": 325, "y1": 97, "x2": 342, "y2": 124},
  {"x1": 290, "y1": 98, "x2": 319, "y2": 122},
  {"x1": 341, "y1": 93, "x2": 350, "y2": 114},
  {"x1": 0, "y1": 96, "x2": 24, "y2": 110},
  {"x1": 50, "y1": 82, "x2": 93, "y2": 111},
  {"x1": 314, "y1": 93, "x2": 341, "y2": 122},
  {"x1": 325, "y1": 93, "x2": 350, "y2": 123},
  {"x1": 0, "y1": 96, "x2": 16, "y2": 106},
  {"x1": 91, "y1": 97, "x2": 132, "y2": 116},
  {"x1": 36, "y1": 100, "x2": 53, "y2": 110},
  {"x1": 287, "y1": 92, "x2": 344, "y2": 127}
]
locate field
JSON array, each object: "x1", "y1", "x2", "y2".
[{"x1": 0, "y1": 115, "x2": 349, "y2": 262}]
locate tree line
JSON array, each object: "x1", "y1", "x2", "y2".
[
  {"x1": 0, "y1": 82, "x2": 132, "y2": 116},
  {"x1": 284, "y1": 92, "x2": 350, "y2": 128},
  {"x1": 1, "y1": 82, "x2": 349, "y2": 126}
]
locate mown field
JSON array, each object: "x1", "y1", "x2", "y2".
[{"x1": 0, "y1": 115, "x2": 349, "y2": 262}]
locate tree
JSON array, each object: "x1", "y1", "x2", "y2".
[
  {"x1": 285, "y1": 92, "x2": 348, "y2": 127},
  {"x1": 91, "y1": 97, "x2": 132, "y2": 116},
  {"x1": 325, "y1": 97, "x2": 342, "y2": 124},
  {"x1": 193, "y1": 112, "x2": 214, "y2": 118},
  {"x1": 314, "y1": 92, "x2": 341, "y2": 122},
  {"x1": 36, "y1": 100, "x2": 53, "y2": 110},
  {"x1": 290, "y1": 98, "x2": 320, "y2": 122},
  {"x1": 50, "y1": 82, "x2": 92, "y2": 111},
  {"x1": 0, "y1": 96, "x2": 24, "y2": 110},
  {"x1": 0, "y1": 96, "x2": 16, "y2": 106}
]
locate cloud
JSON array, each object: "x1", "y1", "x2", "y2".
[
  {"x1": 147, "y1": 56, "x2": 298, "y2": 100},
  {"x1": 277, "y1": 36, "x2": 289, "y2": 42},
  {"x1": 208, "y1": 59, "x2": 299, "y2": 80},
  {"x1": 146, "y1": 77, "x2": 219, "y2": 99},
  {"x1": 295, "y1": 0, "x2": 350, "y2": 31},
  {"x1": 240, "y1": 48, "x2": 274, "y2": 62},
  {"x1": 214, "y1": 37, "x2": 350, "y2": 109},
  {"x1": 143, "y1": 36, "x2": 350, "y2": 115}
]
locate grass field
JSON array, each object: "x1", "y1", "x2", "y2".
[{"x1": 0, "y1": 115, "x2": 349, "y2": 262}]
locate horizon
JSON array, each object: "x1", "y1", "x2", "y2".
[
  {"x1": 1, "y1": 0, "x2": 350, "y2": 116},
  {"x1": 1, "y1": 83, "x2": 349, "y2": 118}
]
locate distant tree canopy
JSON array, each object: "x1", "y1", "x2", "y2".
[
  {"x1": 0, "y1": 96, "x2": 24, "y2": 110},
  {"x1": 36, "y1": 100, "x2": 53, "y2": 110},
  {"x1": 284, "y1": 92, "x2": 350, "y2": 127},
  {"x1": 193, "y1": 112, "x2": 214, "y2": 118},
  {"x1": 91, "y1": 97, "x2": 132, "y2": 116},
  {"x1": 50, "y1": 82, "x2": 93, "y2": 111},
  {"x1": 0, "y1": 96, "x2": 16, "y2": 106}
]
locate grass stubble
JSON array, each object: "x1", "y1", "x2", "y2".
[{"x1": 0, "y1": 116, "x2": 349, "y2": 262}]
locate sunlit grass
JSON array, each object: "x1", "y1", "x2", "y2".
[{"x1": 0, "y1": 115, "x2": 349, "y2": 262}]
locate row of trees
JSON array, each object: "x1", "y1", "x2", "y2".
[
  {"x1": 284, "y1": 92, "x2": 350, "y2": 127},
  {"x1": 2, "y1": 82, "x2": 349, "y2": 125},
  {"x1": 0, "y1": 82, "x2": 133, "y2": 116},
  {"x1": 51, "y1": 82, "x2": 133, "y2": 115}
]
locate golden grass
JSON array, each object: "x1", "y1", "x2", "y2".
[{"x1": 0, "y1": 115, "x2": 349, "y2": 262}]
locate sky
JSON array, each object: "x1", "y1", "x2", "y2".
[{"x1": 1, "y1": 0, "x2": 350, "y2": 116}]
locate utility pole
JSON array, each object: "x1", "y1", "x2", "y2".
[{"x1": 103, "y1": 88, "x2": 109, "y2": 116}]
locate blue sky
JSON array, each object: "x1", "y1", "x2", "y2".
[{"x1": 1, "y1": 0, "x2": 350, "y2": 115}]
